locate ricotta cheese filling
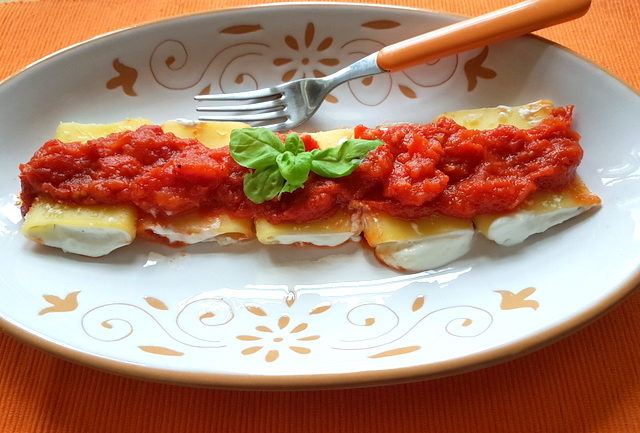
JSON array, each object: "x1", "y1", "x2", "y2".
[
  {"x1": 143, "y1": 223, "x2": 241, "y2": 246},
  {"x1": 375, "y1": 229, "x2": 475, "y2": 272},
  {"x1": 480, "y1": 206, "x2": 590, "y2": 246},
  {"x1": 254, "y1": 212, "x2": 362, "y2": 247},
  {"x1": 258, "y1": 232, "x2": 357, "y2": 247},
  {"x1": 33, "y1": 225, "x2": 133, "y2": 257}
]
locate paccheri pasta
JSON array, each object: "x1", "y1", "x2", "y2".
[{"x1": 18, "y1": 101, "x2": 600, "y2": 271}]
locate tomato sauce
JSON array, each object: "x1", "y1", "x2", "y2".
[
  {"x1": 352, "y1": 106, "x2": 582, "y2": 218},
  {"x1": 19, "y1": 107, "x2": 582, "y2": 224}
]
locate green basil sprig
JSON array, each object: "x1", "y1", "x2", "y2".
[
  {"x1": 229, "y1": 128, "x2": 383, "y2": 204},
  {"x1": 310, "y1": 139, "x2": 385, "y2": 178}
]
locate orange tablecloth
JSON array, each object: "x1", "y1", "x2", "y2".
[{"x1": 1, "y1": 0, "x2": 638, "y2": 432}]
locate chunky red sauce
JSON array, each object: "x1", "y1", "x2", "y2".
[{"x1": 20, "y1": 107, "x2": 582, "y2": 224}]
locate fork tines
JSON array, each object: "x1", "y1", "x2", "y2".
[{"x1": 195, "y1": 88, "x2": 288, "y2": 124}]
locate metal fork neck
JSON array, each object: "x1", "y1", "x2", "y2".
[{"x1": 322, "y1": 52, "x2": 385, "y2": 88}]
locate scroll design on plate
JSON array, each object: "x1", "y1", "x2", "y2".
[
  {"x1": 332, "y1": 297, "x2": 493, "y2": 354},
  {"x1": 124, "y1": 20, "x2": 489, "y2": 103},
  {"x1": 81, "y1": 300, "x2": 231, "y2": 351},
  {"x1": 340, "y1": 38, "x2": 460, "y2": 106},
  {"x1": 149, "y1": 39, "x2": 270, "y2": 93},
  {"x1": 175, "y1": 297, "x2": 235, "y2": 341},
  {"x1": 45, "y1": 284, "x2": 503, "y2": 361},
  {"x1": 338, "y1": 303, "x2": 400, "y2": 343}
]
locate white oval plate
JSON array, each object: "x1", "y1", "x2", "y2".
[{"x1": 1, "y1": 3, "x2": 639, "y2": 389}]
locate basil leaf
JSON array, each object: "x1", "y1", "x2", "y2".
[
  {"x1": 284, "y1": 133, "x2": 305, "y2": 155},
  {"x1": 230, "y1": 128, "x2": 285, "y2": 169},
  {"x1": 242, "y1": 165, "x2": 285, "y2": 204},
  {"x1": 279, "y1": 181, "x2": 300, "y2": 195},
  {"x1": 276, "y1": 151, "x2": 312, "y2": 187},
  {"x1": 233, "y1": 128, "x2": 382, "y2": 203},
  {"x1": 310, "y1": 139, "x2": 383, "y2": 178}
]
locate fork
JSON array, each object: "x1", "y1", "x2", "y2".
[{"x1": 195, "y1": 0, "x2": 591, "y2": 131}]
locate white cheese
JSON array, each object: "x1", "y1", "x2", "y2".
[
  {"x1": 254, "y1": 212, "x2": 361, "y2": 247},
  {"x1": 480, "y1": 206, "x2": 591, "y2": 246},
  {"x1": 35, "y1": 225, "x2": 133, "y2": 257},
  {"x1": 144, "y1": 223, "x2": 240, "y2": 246},
  {"x1": 171, "y1": 118, "x2": 199, "y2": 126},
  {"x1": 261, "y1": 232, "x2": 357, "y2": 247},
  {"x1": 375, "y1": 229, "x2": 474, "y2": 272}
]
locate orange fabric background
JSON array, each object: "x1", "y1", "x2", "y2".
[{"x1": 1, "y1": 0, "x2": 638, "y2": 432}]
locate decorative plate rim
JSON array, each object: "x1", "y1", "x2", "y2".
[
  {"x1": 0, "y1": 2, "x2": 638, "y2": 390},
  {"x1": 1, "y1": 2, "x2": 638, "y2": 95}
]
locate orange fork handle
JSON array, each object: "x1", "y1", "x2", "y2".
[{"x1": 376, "y1": 0, "x2": 591, "y2": 72}]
